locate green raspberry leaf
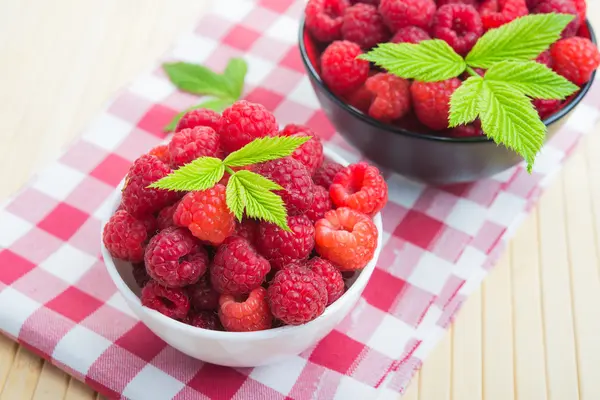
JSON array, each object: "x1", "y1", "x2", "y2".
[
  {"x1": 225, "y1": 174, "x2": 245, "y2": 221},
  {"x1": 449, "y1": 75, "x2": 484, "y2": 127},
  {"x1": 223, "y1": 58, "x2": 248, "y2": 99},
  {"x1": 163, "y1": 62, "x2": 232, "y2": 98},
  {"x1": 164, "y1": 97, "x2": 235, "y2": 132},
  {"x1": 359, "y1": 40, "x2": 466, "y2": 82},
  {"x1": 485, "y1": 60, "x2": 579, "y2": 100},
  {"x1": 224, "y1": 136, "x2": 312, "y2": 167},
  {"x1": 466, "y1": 13, "x2": 574, "y2": 68},
  {"x1": 149, "y1": 157, "x2": 225, "y2": 191},
  {"x1": 234, "y1": 170, "x2": 283, "y2": 191}
]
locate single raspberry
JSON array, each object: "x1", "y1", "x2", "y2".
[
  {"x1": 145, "y1": 227, "x2": 209, "y2": 288},
  {"x1": 379, "y1": 0, "x2": 436, "y2": 31},
  {"x1": 175, "y1": 108, "x2": 223, "y2": 133},
  {"x1": 351, "y1": 0, "x2": 380, "y2": 4},
  {"x1": 306, "y1": 185, "x2": 333, "y2": 224},
  {"x1": 121, "y1": 155, "x2": 181, "y2": 218},
  {"x1": 219, "y1": 101, "x2": 278, "y2": 153},
  {"x1": 219, "y1": 287, "x2": 273, "y2": 332},
  {"x1": 313, "y1": 160, "x2": 345, "y2": 188},
  {"x1": 479, "y1": 0, "x2": 528, "y2": 30},
  {"x1": 551, "y1": 37, "x2": 600, "y2": 85},
  {"x1": 168, "y1": 126, "x2": 220, "y2": 168},
  {"x1": 320, "y1": 40, "x2": 370, "y2": 95},
  {"x1": 364, "y1": 73, "x2": 411, "y2": 122},
  {"x1": 391, "y1": 26, "x2": 431, "y2": 44},
  {"x1": 330, "y1": 162, "x2": 388, "y2": 216},
  {"x1": 185, "y1": 311, "x2": 221, "y2": 330},
  {"x1": 187, "y1": 275, "x2": 220, "y2": 311},
  {"x1": 306, "y1": 257, "x2": 345, "y2": 305},
  {"x1": 447, "y1": 123, "x2": 485, "y2": 137},
  {"x1": 437, "y1": 0, "x2": 479, "y2": 7},
  {"x1": 103, "y1": 210, "x2": 148, "y2": 262},
  {"x1": 573, "y1": 0, "x2": 586, "y2": 23},
  {"x1": 280, "y1": 125, "x2": 325, "y2": 175},
  {"x1": 536, "y1": 50, "x2": 553, "y2": 69},
  {"x1": 233, "y1": 218, "x2": 259, "y2": 244},
  {"x1": 341, "y1": 3, "x2": 390, "y2": 49},
  {"x1": 533, "y1": 99, "x2": 563, "y2": 119},
  {"x1": 253, "y1": 157, "x2": 314, "y2": 215},
  {"x1": 148, "y1": 145, "x2": 170, "y2": 164},
  {"x1": 132, "y1": 263, "x2": 151, "y2": 288},
  {"x1": 173, "y1": 184, "x2": 236, "y2": 245},
  {"x1": 305, "y1": 0, "x2": 349, "y2": 43},
  {"x1": 533, "y1": 0, "x2": 580, "y2": 38},
  {"x1": 267, "y1": 267, "x2": 328, "y2": 325},
  {"x1": 410, "y1": 78, "x2": 462, "y2": 130},
  {"x1": 141, "y1": 281, "x2": 190, "y2": 320},
  {"x1": 156, "y1": 202, "x2": 179, "y2": 231},
  {"x1": 256, "y1": 215, "x2": 315, "y2": 270},
  {"x1": 210, "y1": 236, "x2": 271, "y2": 295},
  {"x1": 315, "y1": 207, "x2": 378, "y2": 270},
  {"x1": 432, "y1": 4, "x2": 483, "y2": 55}
]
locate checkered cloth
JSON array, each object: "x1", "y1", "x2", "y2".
[{"x1": 0, "y1": 1, "x2": 598, "y2": 399}]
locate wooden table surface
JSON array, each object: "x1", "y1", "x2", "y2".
[{"x1": 1, "y1": 0, "x2": 600, "y2": 399}]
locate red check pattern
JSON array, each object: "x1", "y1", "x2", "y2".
[{"x1": 0, "y1": 1, "x2": 599, "y2": 398}]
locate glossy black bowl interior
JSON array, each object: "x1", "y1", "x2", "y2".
[{"x1": 299, "y1": 18, "x2": 596, "y2": 184}]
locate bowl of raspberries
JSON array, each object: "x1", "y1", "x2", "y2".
[
  {"x1": 300, "y1": 0, "x2": 598, "y2": 183},
  {"x1": 101, "y1": 100, "x2": 387, "y2": 367}
]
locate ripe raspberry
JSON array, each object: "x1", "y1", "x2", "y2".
[
  {"x1": 364, "y1": 73, "x2": 411, "y2": 122},
  {"x1": 306, "y1": 185, "x2": 333, "y2": 224},
  {"x1": 479, "y1": 0, "x2": 528, "y2": 30},
  {"x1": 410, "y1": 78, "x2": 462, "y2": 130},
  {"x1": 253, "y1": 157, "x2": 314, "y2": 215},
  {"x1": 256, "y1": 215, "x2": 315, "y2": 270},
  {"x1": 432, "y1": 4, "x2": 483, "y2": 55},
  {"x1": 173, "y1": 185, "x2": 235, "y2": 245},
  {"x1": 330, "y1": 162, "x2": 388, "y2": 216},
  {"x1": 341, "y1": 3, "x2": 390, "y2": 49},
  {"x1": 306, "y1": 257, "x2": 345, "y2": 305},
  {"x1": 141, "y1": 281, "x2": 190, "y2": 320},
  {"x1": 551, "y1": 37, "x2": 600, "y2": 85},
  {"x1": 313, "y1": 160, "x2": 345, "y2": 188},
  {"x1": 391, "y1": 26, "x2": 431, "y2": 44},
  {"x1": 320, "y1": 40, "x2": 370, "y2": 95},
  {"x1": 145, "y1": 227, "x2": 209, "y2": 288},
  {"x1": 280, "y1": 124, "x2": 325, "y2": 175},
  {"x1": 533, "y1": 0, "x2": 580, "y2": 38},
  {"x1": 219, "y1": 101, "x2": 278, "y2": 153},
  {"x1": 447, "y1": 123, "x2": 484, "y2": 138},
  {"x1": 533, "y1": 99, "x2": 563, "y2": 119},
  {"x1": 379, "y1": 0, "x2": 436, "y2": 31},
  {"x1": 315, "y1": 207, "x2": 378, "y2": 270},
  {"x1": 536, "y1": 50, "x2": 553, "y2": 69},
  {"x1": 121, "y1": 155, "x2": 181, "y2": 218},
  {"x1": 132, "y1": 263, "x2": 151, "y2": 288},
  {"x1": 187, "y1": 275, "x2": 220, "y2": 311},
  {"x1": 175, "y1": 108, "x2": 222, "y2": 133},
  {"x1": 351, "y1": 0, "x2": 380, "y2": 4},
  {"x1": 103, "y1": 210, "x2": 149, "y2": 262},
  {"x1": 156, "y1": 202, "x2": 179, "y2": 231},
  {"x1": 219, "y1": 287, "x2": 273, "y2": 332},
  {"x1": 437, "y1": 0, "x2": 479, "y2": 7},
  {"x1": 168, "y1": 126, "x2": 220, "y2": 168},
  {"x1": 233, "y1": 218, "x2": 259, "y2": 244},
  {"x1": 573, "y1": 0, "x2": 586, "y2": 23},
  {"x1": 148, "y1": 145, "x2": 170, "y2": 164},
  {"x1": 267, "y1": 267, "x2": 328, "y2": 325},
  {"x1": 305, "y1": 0, "x2": 349, "y2": 43},
  {"x1": 185, "y1": 311, "x2": 220, "y2": 330}
]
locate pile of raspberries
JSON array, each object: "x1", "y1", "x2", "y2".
[
  {"x1": 102, "y1": 100, "x2": 388, "y2": 332},
  {"x1": 305, "y1": 0, "x2": 599, "y2": 137}
]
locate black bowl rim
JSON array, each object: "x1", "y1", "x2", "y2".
[{"x1": 298, "y1": 17, "x2": 597, "y2": 144}]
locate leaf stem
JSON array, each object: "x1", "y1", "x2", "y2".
[
  {"x1": 466, "y1": 66, "x2": 479, "y2": 77},
  {"x1": 224, "y1": 165, "x2": 235, "y2": 176}
]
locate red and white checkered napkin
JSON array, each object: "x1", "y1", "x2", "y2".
[{"x1": 0, "y1": 1, "x2": 598, "y2": 398}]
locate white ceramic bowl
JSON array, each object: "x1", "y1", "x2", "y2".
[{"x1": 101, "y1": 148, "x2": 383, "y2": 367}]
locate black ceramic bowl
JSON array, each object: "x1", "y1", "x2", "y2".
[{"x1": 299, "y1": 19, "x2": 597, "y2": 184}]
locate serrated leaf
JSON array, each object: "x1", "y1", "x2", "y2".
[
  {"x1": 449, "y1": 76, "x2": 484, "y2": 127},
  {"x1": 466, "y1": 13, "x2": 574, "y2": 68},
  {"x1": 223, "y1": 58, "x2": 248, "y2": 99},
  {"x1": 223, "y1": 136, "x2": 312, "y2": 167},
  {"x1": 163, "y1": 62, "x2": 232, "y2": 97},
  {"x1": 485, "y1": 60, "x2": 579, "y2": 99},
  {"x1": 359, "y1": 40, "x2": 466, "y2": 82},
  {"x1": 149, "y1": 157, "x2": 225, "y2": 191},
  {"x1": 234, "y1": 170, "x2": 283, "y2": 191},
  {"x1": 226, "y1": 175, "x2": 245, "y2": 221},
  {"x1": 164, "y1": 97, "x2": 235, "y2": 132}
]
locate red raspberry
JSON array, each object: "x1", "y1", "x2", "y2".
[
  {"x1": 219, "y1": 287, "x2": 273, "y2": 332},
  {"x1": 132, "y1": 263, "x2": 151, "y2": 288},
  {"x1": 479, "y1": 0, "x2": 528, "y2": 30},
  {"x1": 148, "y1": 145, "x2": 170, "y2": 164},
  {"x1": 280, "y1": 124, "x2": 325, "y2": 175},
  {"x1": 536, "y1": 50, "x2": 553, "y2": 69},
  {"x1": 432, "y1": 4, "x2": 483, "y2": 55},
  {"x1": 533, "y1": 99, "x2": 563, "y2": 119},
  {"x1": 391, "y1": 26, "x2": 431, "y2": 44},
  {"x1": 256, "y1": 215, "x2": 315, "y2": 270},
  {"x1": 267, "y1": 267, "x2": 328, "y2": 325},
  {"x1": 306, "y1": 185, "x2": 333, "y2": 224},
  {"x1": 103, "y1": 210, "x2": 148, "y2": 262},
  {"x1": 185, "y1": 311, "x2": 220, "y2": 330},
  {"x1": 306, "y1": 257, "x2": 345, "y2": 305},
  {"x1": 156, "y1": 202, "x2": 178, "y2": 231},
  {"x1": 313, "y1": 160, "x2": 345, "y2": 188},
  {"x1": 410, "y1": 78, "x2": 462, "y2": 130},
  {"x1": 219, "y1": 100, "x2": 278, "y2": 153},
  {"x1": 253, "y1": 157, "x2": 314, "y2": 215},
  {"x1": 315, "y1": 207, "x2": 378, "y2": 270},
  {"x1": 437, "y1": 0, "x2": 479, "y2": 7},
  {"x1": 173, "y1": 184, "x2": 235, "y2": 245},
  {"x1": 551, "y1": 37, "x2": 600, "y2": 85},
  {"x1": 175, "y1": 108, "x2": 222, "y2": 133},
  {"x1": 141, "y1": 280, "x2": 190, "y2": 320},
  {"x1": 533, "y1": 0, "x2": 580, "y2": 38},
  {"x1": 351, "y1": 0, "x2": 380, "y2": 4},
  {"x1": 573, "y1": 0, "x2": 586, "y2": 23},
  {"x1": 305, "y1": 0, "x2": 349, "y2": 43},
  {"x1": 330, "y1": 162, "x2": 388, "y2": 216},
  {"x1": 168, "y1": 126, "x2": 220, "y2": 168},
  {"x1": 447, "y1": 123, "x2": 485, "y2": 137},
  {"x1": 320, "y1": 41, "x2": 370, "y2": 95},
  {"x1": 144, "y1": 227, "x2": 209, "y2": 288},
  {"x1": 233, "y1": 218, "x2": 259, "y2": 244},
  {"x1": 364, "y1": 73, "x2": 411, "y2": 122},
  {"x1": 379, "y1": 0, "x2": 436, "y2": 31},
  {"x1": 121, "y1": 155, "x2": 181, "y2": 218},
  {"x1": 341, "y1": 3, "x2": 390, "y2": 49},
  {"x1": 187, "y1": 275, "x2": 220, "y2": 311}
]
